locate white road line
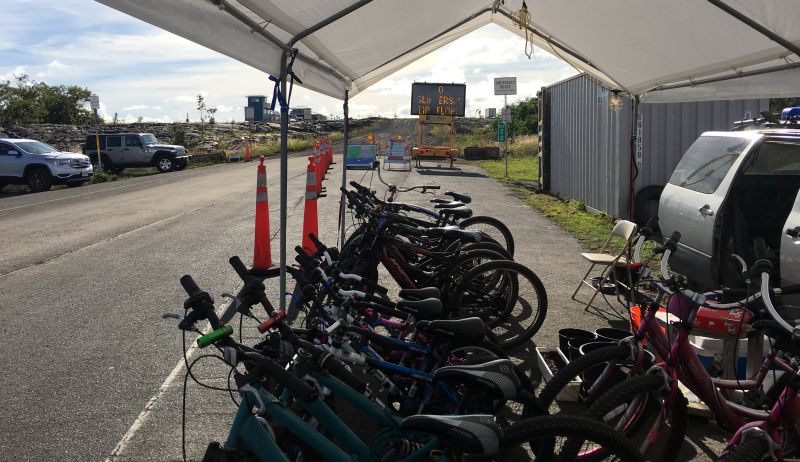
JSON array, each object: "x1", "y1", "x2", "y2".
[{"x1": 104, "y1": 299, "x2": 233, "y2": 462}]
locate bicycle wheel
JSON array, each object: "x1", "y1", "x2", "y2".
[
  {"x1": 450, "y1": 260, "x2": 547, "y2": 350},
  {"x1": 585, "y1": 374, "x2": 688, "y2": 462},
  {"x1": 440, "y1": 249, "x2": 508, "y2": 300},
  {"x1": 498, "y1": 414, "x2": 643, "y2": 461},
  {"x1": 459, "y1": 215, "x2": 515, "y2": 256},
  {"x1": 462, "y1": 241, "x2": 514, "y2": 260},
  {"x1": 538, "y1": 343, "x2": 632, "y2": 411},
  {"x1": 719, "y1": 437, "x2": 771, "y2": 462}
]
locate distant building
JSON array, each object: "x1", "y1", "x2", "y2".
[
  {"x1": 245, "y1": 95, "x2": 268, "y2": 122},
  {"x1": 485, "y1": 108, "x2": 497, "y2": 119},
  {"x1": 290, "y1": 107, "x2": 313, "y2": 120}
]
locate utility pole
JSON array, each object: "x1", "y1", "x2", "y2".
[{"x1": 90, "y1": 94, "x2": 102, "y2": 172}]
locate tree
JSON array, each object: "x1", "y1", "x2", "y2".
[
  {"x1": 197, "y1": 94, "x2": 207, "y2": 123},
  {"x1": 0, "y1": 74, "x2": 94, "y2": 125},
  {"x1": 112, "y1": 112, "x2": 119, "y2": 124},
  {"x1": 208, "y1": 107, "x2": 217, "y2": 125},
  {"x1": 509, "y1": 97, "x2": 538, "y2": 136}
]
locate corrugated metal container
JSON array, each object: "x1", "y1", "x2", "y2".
[{"x1": 540, "y1": 74, "x2": 768, "y2": 219}]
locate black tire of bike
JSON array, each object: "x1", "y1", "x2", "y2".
[
  {"x1": 459, "y1": 215, "x2": 515, "y2": 256},
  {"x1": 452, "y1": 260, "x2": 547, "y2": 349},
  {"x1": 440, "y1": 249, "x2": 508, "y2": 300},
  {"x1": 499, "y1": 415, "x2": 643, "y2": 462},
  {"x1": 719, "y1": 437, "x2": 771, "y2": 462},
  {"x1": 585, "y1": 374, "x2": 688, "y2": 462},
  {"x1": 461, "y1": 242, "x2": 514, "y2": 260},
  {"x1": 538, "y1": 343, "x2": 631, "y2": 410}
]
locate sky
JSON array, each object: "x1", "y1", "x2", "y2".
[{"x1": 1, "y1": 0, "x2": 577, "y2": 123}]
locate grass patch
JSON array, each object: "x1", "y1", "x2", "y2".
[{"x1": 477, "y1": 154, "x2": 538, "y2": 184}]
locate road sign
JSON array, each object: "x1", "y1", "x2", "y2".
[
  {"x1": 501, "y1": 107, "x2": 511, "y2": 122},
  {"x1": 411, "y1": 82, "x2": 466, "y2": 116},
  {"x1": 498, "y1": 121, "x2": 506, "y2": 143},
  {"x1": 494, "y1": 77, "x2": 517, "y2": 95},
  {"x1": 89, "y1": 94, "x2": 100, "y2": 110}
]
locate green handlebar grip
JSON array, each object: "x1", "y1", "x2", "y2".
[{"x1": 197, "y1": 325, "x2": 233, "y2": 348}]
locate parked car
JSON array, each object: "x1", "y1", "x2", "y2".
[
  {"x1": 82, "y1": 133, "x2": 190, "y2": 173},
  {"x1": 0, "y1": 138, "x2": 93, "y2": 192},
  {"x1": 659, "y1": 128, "x2": 800, "y2": 289}
]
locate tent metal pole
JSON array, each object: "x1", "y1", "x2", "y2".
[
  {"x1": 339, "y1": 90, "x2": 350, "y2": 249},
  {"x1": 279, "y1": 49, "x2": 289, "y2": 312},
  {"x1": 645, "y1": 61, "x2": 800, "y2": 94},
  {"x1": 707, "y1": 0, "x2": 800, "y2": 57},
  {"x1": 289, "y1": 0, "x2": 373, "y2": 48}
]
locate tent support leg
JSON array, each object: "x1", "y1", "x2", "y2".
[
  {"x1": 339, "y1": 90, "x2": 349, "y2": 249},
  {"x1": 627, "y1": 95, "x2": 640, "y2": 221},
  {"x1": 279, "y1": 50, "x2": 289, "y2": 312}
]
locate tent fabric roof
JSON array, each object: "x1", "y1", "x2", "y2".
[{"x1": 96, "y1": 0, "x2": 800, "y2": 102}]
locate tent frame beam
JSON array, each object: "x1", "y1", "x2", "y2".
[
  {"x1": 645, "y1": 61, "x2": 800, "y2": 93},
  {"x1": 707, "y1": 0, "x2": 800, "y2": 58}
]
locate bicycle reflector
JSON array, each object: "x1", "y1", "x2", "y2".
[{"x1": 197, "y1": 325, "x2": 234, "y2": 348}]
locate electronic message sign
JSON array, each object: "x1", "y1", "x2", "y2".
[{"x1": 411, "y1": 82, "x2": 466, "y2": 117}]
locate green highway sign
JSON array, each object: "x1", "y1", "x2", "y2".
[{"x1": 498, "y1": 121, "x2": 506, "y2": 143}]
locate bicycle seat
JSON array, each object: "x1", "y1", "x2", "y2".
[
  {"x1": 433, "y1": 358, "x2": 520, "y2": 399},
  {"x1": 399, "y1": 287, "x2": 441, "y2": 300},
  {"x1": 396, "y1": 298, "x2": 443, "y2": 320},
  {"x1": 400, "y1": 414, "x2": 500, "y2": 456},
  {"x1": 443, "y1": 228, "x2": 482, "y2": 243},
  {"x1": 439, "y1": 207, "x2": 473, "y2": 220},
  {"x1": 421, "y1": 225, "x2": 460, "y2": 237},
  {"x1": 434, "y1": 201, "x2": 465, "y2": 209},
  {"x1": 417, "y1": 317, "x2": 485, "y2": 343},
  {"x1": 446, "y1": 191, "x2": 472, "y2": 204}
]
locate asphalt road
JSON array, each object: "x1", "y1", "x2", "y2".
[{"x1": 0, "y1": 120, "x2": 726, "y2": 461}]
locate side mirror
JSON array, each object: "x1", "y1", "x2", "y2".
[
  {"x1": 8, "y1": 150, "x2": 20, "y2": 157},
  {"x1": 371, "y1": 160, "x2": 380, "y2": 170}
]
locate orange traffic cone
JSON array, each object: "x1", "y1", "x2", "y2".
[
  {"x1": 301, "y1": 156, "x2": 319, "y2": 256},
  {"x1": 253, "y1": 156, "x2": 272, "y2": 268},
  {"x1": 244, "y1": 143, "x2": 251, "y2": 162},
  {"x1": 327, "y1": 138, "x2": 334, "y2": 165}
]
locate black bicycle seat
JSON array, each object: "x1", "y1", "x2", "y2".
[
  {"x1": 446, "y1": 191, "x2": 472, "y2": 204},
  {"x1": 400, "y1": 414, "x2": 501, "y2": 456},
  {"x1": 399, "y1": 287, "x2": 442, "y2": 300},
  {"x1": 439, "y1": 206, "x2": 473, "y2": 220},
  {"x1": 434, "y1": 201, "x2": 465, "y2": 209},
  {"x1": 443, "y1": 228, "x2": 482, "y2": 243},
  {"x1": 433, "y1": 358, "x2": 520, "y2": 399},
  {"x1": 417, "y1": 317, "x2": 485, "y2": 343},
  {"x1": 396, "y1": 298, "x2": 443, "y2": 320}
]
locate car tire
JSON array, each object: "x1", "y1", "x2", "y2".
[
  {"x1": 96, "y1": 154, "x2": 114, "y2": 172},
  {"x1": 26, "y1": 167, "x2": 53, "y2": 193},
  {"x1": 155, "y1": 156, "x2": 175, "y2": 173},
  {"x1": 633, "y1": 185, "x2": 664, "y2": 231}
]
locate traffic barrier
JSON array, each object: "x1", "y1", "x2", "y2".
[
  {"x1": 253, "y1": 156, "x2": 272, "y2": 268},
  {"x1": 301, "y1": 156, "x2": 319, "y2": 255}
]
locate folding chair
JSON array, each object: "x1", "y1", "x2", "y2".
[{"x1": 571, "y1": 219, "x2": 638, "y2": 320}]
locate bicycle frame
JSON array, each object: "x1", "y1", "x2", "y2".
[{"x1": 636, "y1": 296, "x2": 796, "y2": 429}]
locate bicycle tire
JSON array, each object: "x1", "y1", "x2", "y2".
[
  {"x1": 440, "y1": 249, "x2": 508, "y2": 300},
  {"x1": 719, "y1": 436, "x2": 771, "y2": 462},
  {"x1": 459, "y1": 215, "x2": 515, "y2": 256},
  {"x1": 451, "y1": 260, "x2": 547, "y2": 349},
  {"x1": 538, "y1": 343, "x2": 631, "y2": 410},
  {"x1": 585, "y1": 374, "x2": 688, "y2": 462},
  {"x1": 499, "y1": 414, "x2": 643, "y2": 461},
  {"x1": 461, "y1": 242, "x2": 514, "y2": 260}
]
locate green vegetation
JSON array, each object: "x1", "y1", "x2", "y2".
[{"x1": 0, "y1": 74, "x2": 95, "y2": 125}]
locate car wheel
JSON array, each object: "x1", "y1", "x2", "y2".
[
  {"x1": 26, "y1": 167, "x2": 52, "y2": 193},
  {"x1": 156, "y1": 156, "x2": 174, "y2": 173},
  {"x1": 95, "y1": 154, "x2": 114, "y2": 172},
  {"x1": 174, "y1": 162, "x2": 186, "y2": 171}
]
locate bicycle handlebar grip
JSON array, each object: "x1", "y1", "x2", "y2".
[
  {"x1": 662, "y1": 231, "x2": 681, "y2": 252},
  {"x1": 180, "y1": 275, "x2": 202, "y2": 297},
  {"x1": 256, "y1": 357, "x2": 318, "y2": 403},
  {"x1": 229, "y1": 256, "x2": 249, "y2": 280},
  {"x1": 321, "y1": 354, "x2": 367, "y2": 394},
  {"x1": 309, "y1": 233, "x2": 325, "y2": 250},
  {"x1": 359, "y1": 278, "x2": 389, "y2": 295},
  {"x1": 197, "y1": 325, "x2": 233, "y2": 348},
  {"x1": 426, "y1": 185, "x2": 441, "y2": 190},
  {"x1": 257, "y1": 311, "x2": 287, "y2": 333}
]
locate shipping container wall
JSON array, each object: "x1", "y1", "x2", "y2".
[{"x1": 541, "y1": 74, "x2": 768, "y2": 219}]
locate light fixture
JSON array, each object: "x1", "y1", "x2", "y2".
[{"x1": 608, "y1": 90, "x2": 624, "y2": 112}]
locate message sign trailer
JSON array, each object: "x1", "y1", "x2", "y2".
[
  {"x1": 413, "y1": 115, "x2": 457, "y2": 169},
  {"x1": 383, "y1": 137, "x2": 411, "y2": 171},
  {"x1": 345, "y1": 144, "x2": 378, "y2": 169},
  {"x1": 411, "y1": 82, "x2": 466, "y2": 117}
]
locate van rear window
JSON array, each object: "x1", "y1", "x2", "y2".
[
  {"x1": 741, "y1": 140, "x2": 800, "y2": 175},
  {"x1": 668, "y1": 136, "x2": 748, "y2": 194}
]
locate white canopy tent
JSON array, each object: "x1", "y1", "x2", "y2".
[{"x1": 95, "y1": 0, "x2": 800, "y2": 308}]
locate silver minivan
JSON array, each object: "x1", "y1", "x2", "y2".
[{"x1": 659, "y1": 129, "x2": 800, "y2": 289}]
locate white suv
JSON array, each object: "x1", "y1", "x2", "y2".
[{"x1": 0, "y1": 138, "x2": 93, "y2": 192}]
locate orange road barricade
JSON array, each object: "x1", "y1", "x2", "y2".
[
  {"x1": 302, "y1": 156, "x2": 319, "y2": 256},
  {"x1": 253, "y1": 156, "x2": 272, "y2": 269}
]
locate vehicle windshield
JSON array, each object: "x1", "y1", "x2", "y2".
[
  {"x1": 15, "y1": 141, "x2": 59, "y2": 154},
  {"x1": 668, "y1": 136, "x2": 749, "y2": 194},
  {"x1": 141, "y1": 134, "x2": 158, "y2": 145}
]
